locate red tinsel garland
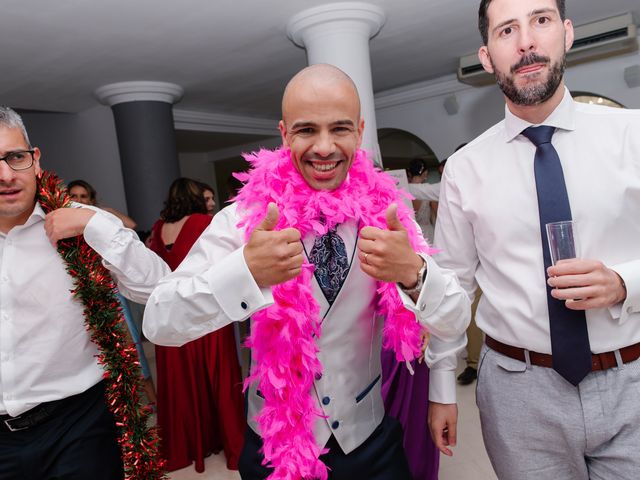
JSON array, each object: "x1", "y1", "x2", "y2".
[{"x1": 37, "y1": 171, "x2": 166, "y2": 480}]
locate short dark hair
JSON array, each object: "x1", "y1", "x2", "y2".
[
  {"x1": 478, "y1": 0, "x2": 566, "y2": 45},
  {"x1": 67, "y1": 179, "x2": 97, "y2": 205},
  {"x1": 160, "y1": 177, "x2": 208, "y2": 223}
]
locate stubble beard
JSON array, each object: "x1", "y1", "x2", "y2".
[{"x1": 493, "y1": 52, "x2": 566, "y2": 106}]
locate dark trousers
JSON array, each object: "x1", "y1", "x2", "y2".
[
  {"x1": 0, "y1": 381, "x2": 124, "y2": 480},
  {"x1": 239, "y1": 415, "x2": 412, "y2": 480}
]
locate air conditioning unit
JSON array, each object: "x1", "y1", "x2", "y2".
[{"x1": 457, "y1": 12, "x2": 639, "y2": 86}]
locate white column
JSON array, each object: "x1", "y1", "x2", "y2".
[{"x1": 287, "y1": 2, "x2": 386, "y2": 165}]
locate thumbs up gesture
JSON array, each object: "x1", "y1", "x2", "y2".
[
  {"x1": 244, "y1": 203, "x2": 304, "y2": 287},
  {"x1": 357, "y1": 203, "x2": 424, "y2": 286}
]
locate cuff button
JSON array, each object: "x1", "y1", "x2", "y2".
[{"x1": 241, "y1": 301, "x2": 248, "y2": 310}]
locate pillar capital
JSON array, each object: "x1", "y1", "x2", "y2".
[
  {"x1": 95, "y1": 81, "x2": 184, "y2": 107},
  {"x1": 286, "y1": 2, "x2": 386, "y2": 164},
  {"x1": 287, "y1": 2, "x2": 385, "y2": 47}
]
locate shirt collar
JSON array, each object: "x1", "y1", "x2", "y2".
[
  {"x1": 23, "y1": 202, "x2": 46, "y2": 228},
  {"x1": 504, "y1": 86, "x2": 576, "y2": 142},
  {"x1": 0, "y1": 202, "x2": 44, "y2": 238}
]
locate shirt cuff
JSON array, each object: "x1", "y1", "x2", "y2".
[
  {"x1": 398, "y1": 255, "x2": 446, "y2": 319},
  {"x1": 610, "y1": 260, "x2": 640, "y2": 324},
  {"x1": 208, "y1": 245, "x2": 274, "y2": 322},
  {"x1": 428, "y1": 368, "x2": 457, "y2": 404},
  {"x1": 83, "y1": 208, "x2": 123, "y2": 252}
]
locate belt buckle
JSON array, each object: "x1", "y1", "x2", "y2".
[{"x1": 4, "y1": 416, "x2": 28, "y2": 432}]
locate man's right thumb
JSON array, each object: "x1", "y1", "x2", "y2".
[{"x1": 257, "y1": 202, "x2": 279, "y2": 231}]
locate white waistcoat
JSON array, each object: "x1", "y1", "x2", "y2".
[{"x1": 247, "y1": 232, "x2": 385, "y2": 454}]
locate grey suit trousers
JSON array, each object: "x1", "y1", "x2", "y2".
[{"x1": 476, "y1": 344, "x2": 640, "y2": 480}]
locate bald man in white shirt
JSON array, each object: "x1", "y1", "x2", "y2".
[
  {"x1": 0, "y1": 106, "x2": 169, "y2": 479},
  {"x1": 427, "y1": 1, "x2": 640, "y2": 479}
]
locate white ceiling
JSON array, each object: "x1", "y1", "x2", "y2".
[{"x1": 1, "y1": 0, "x2": 638, "y2": 119}]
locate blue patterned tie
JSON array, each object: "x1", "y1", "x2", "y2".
[
  {"x1": 308, "y1": 227, "x2": 350, "y2": 304},
  {"x1": 522, "y1": 125, "x2": 591, "y2": 386}
]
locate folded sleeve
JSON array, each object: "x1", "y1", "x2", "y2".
[
  {"x1": 397, "y1": 253, "x2": 471, "y2": 404},
  {"x1": 143, "y1": 204, "x2": 273, "y2": 347},
  {"x1": 425, "y1": 165, "x2": 479, "y2": 404},
  {"x1": 83, "y1": 207, "x2": 171, "y2": 304}
]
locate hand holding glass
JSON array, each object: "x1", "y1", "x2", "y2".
[{"x1": 546, "y1": 221, "x2": 577, "y2": 265}]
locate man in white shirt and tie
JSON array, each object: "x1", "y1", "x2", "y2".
[
  {"x1": 428, "y1": 1, "x2": 640, "y2": 479},
  {"x1": 0, "y1": 106, "x2": 169, "y2": 479}
]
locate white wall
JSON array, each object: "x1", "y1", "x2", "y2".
[
  {"x1": 22, "y1": 105, "x2": 128, "y2": 212},
  {"x1": 375, "y1": 48, "x2": 640, "y2": 161}
]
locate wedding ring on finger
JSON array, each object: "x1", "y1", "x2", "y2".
[{"x1": 364, "y1": 253, "x2": 369, "y2": 265}]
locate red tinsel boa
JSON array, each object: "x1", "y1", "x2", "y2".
[
  {"x1": 234, "y1": 148, "x2": 434, "y2": 479},
  {"x1": 36, "y1": 171, "x2": 166, "y2": 479}
]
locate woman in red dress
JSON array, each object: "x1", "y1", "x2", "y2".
[{"x1": 148, "y1": 178, "x2": 245, "y2": 472}]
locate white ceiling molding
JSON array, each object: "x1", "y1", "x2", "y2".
[
  {"x1": 173, "y1": 109, "x2": 278, "y2": 136},
  {"x1": 375, "y1": 74, "x2": 473, "y2": 110}
]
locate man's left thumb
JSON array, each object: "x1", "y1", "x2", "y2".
[{"x1": 385, "y1": 203, "x2": 405, "y2": 231}]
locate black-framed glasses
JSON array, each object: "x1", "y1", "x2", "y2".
[{"x1": 0, "y1": 150, "x2": 35, "y2": 171}]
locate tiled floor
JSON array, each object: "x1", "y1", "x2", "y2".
[{"x1": 144, "y1": 340, "x2": 497, "y2": 480}]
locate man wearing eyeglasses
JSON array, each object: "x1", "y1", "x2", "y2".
[{"x1": 0, "y1": 106, "x2": 169, "y2": 479}]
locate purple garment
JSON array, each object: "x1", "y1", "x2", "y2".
[{"x1": 381, "y1": 349, "x2": 439, "y2": 480}]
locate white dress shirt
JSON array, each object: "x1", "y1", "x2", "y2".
[
  {"x1": 0, "y1": 203, "x2": 170, "y2": 416},
  {"x1": 429, "y1": 87, "x2": 640, "y2": 401},
  {"x1": 144, "y1": 202, "x2": 469, "y2": 403},
  {"x1": 407, "y1": 182, "x2": 441, "y2": 202}
]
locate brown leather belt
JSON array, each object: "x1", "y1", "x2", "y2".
[{"x1": 485, "y1": 336, "x2": 640, "y2": 372}]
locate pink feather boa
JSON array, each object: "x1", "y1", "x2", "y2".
[{"x1": 234, "y1": 148, "x2": 434, "y2": 480}]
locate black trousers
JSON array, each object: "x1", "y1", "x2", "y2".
[
  {"x1": 239, "y1": 415, "x2": 412, "y2": 480},
  {"x1": 0, "y1": 381, "x2": 124, "y2": 480}
]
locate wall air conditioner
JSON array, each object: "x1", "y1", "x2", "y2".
[{"x1": 457, "y1": 12, "x2": 639, "y2": 87}]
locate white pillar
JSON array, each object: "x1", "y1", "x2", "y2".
[{"x1": 287, "y1": 2, "x2": 386, "y2": 165}]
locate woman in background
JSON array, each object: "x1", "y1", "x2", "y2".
[
  {"x1": 67, "y1": 179, "x2": 137, "y2": 229},
  {"x1": 197, "y1": 181, "x2": 216, "y2": 215},
  {"x1": 147, "y1": 178, "x2": 245, "y2": 473},
  {"x1": 406, "y1": 159, "x2": 438, "y2": 243}
]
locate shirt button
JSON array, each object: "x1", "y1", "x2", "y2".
[
  {"x1": 314, "y1": 372, "x2": 322, "y2": 381},
  {"x1": 241, "y1": 301, "x2": 248, "y2": 310},
  {"x1": 420, "y1": 303, "x2": 426, "y2": 311},
  {"x1": 322, "y1": 396, "x2": 330, "y2": 405},
  {"x1": 331, "y1": 421, "x2": 340, "y2": 429}
]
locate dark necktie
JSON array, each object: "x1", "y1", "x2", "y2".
[
  {"x1": 308, "y1": 227, "x2": 350, "y2": 304},
  {"x1": 522, "y1": 125, "x2": 591, "y2": 386}
]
